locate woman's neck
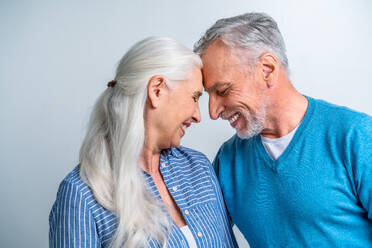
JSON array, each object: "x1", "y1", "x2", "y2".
[{"x1": 140, "y1": 142, "x2": 162, "y2": 175}]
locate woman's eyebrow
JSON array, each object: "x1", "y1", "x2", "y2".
[{"x1": 193, "y1": 91, "x2": 203, "y2": 97}]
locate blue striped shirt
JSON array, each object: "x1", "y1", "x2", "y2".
[{"x1": 49, "y1": 146, "x2": 238, "y2": 247}]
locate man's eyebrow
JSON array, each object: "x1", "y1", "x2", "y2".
[{"x1": 204, "y1": 82, "x2": 231, "y2": 93}]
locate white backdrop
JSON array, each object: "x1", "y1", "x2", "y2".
[{"x1": 0, "y1": 1, "x2": 371, "y2": 247}]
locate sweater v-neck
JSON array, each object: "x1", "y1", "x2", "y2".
[{"x1": 255, "y1": 96, "x2": 315, "y2": 171}]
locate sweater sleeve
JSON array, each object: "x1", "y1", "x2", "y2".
[
  {"x1": 49, "y1": 179, "x2": 101, "y2": 248},
  {"x1": 212, "y1": 148, "x2": 222, "y2": 181},
  {"x1": 205, "y1": 154, "x2": 238, "y2": 248},
  {"x1": 348, "y1": 114, "x2": 372, "y2": 219},
  {"x1": 212, "y1": 148, "x2": 238, "y2": 230}
]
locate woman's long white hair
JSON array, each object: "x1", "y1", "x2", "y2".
[{"x1": 79, "y1": 37, "x2": 202, "y2": 248}]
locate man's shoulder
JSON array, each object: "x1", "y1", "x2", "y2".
[
  {"x1": 213, "y1": 134, "x2": 257, "y2": 169},
  {"x1": 305, "y1": 97, "x2": 372, "y2": 148},
  {"x1": 311, "y1": 97, "x2": 370, "y2": 124},
  {"x1": 219, "y1": 134, "x2": 256, "y2": 155}
]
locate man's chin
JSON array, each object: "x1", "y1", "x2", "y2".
[
  {"x1": 235, "y1": 126, "x2": 263, "y2": 139},
  {"x1": 236, "y1": 130, "x2": 254, "y2": 139},
  {"x1": 234, "y1": 113, "x2": 265, "y2": 139}
]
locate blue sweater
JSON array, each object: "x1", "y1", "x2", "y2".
[{"x1": 213, "y1": 96, "x2": 372, "y2": 247}]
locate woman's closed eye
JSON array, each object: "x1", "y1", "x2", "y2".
[{"x1": 192, "y1": 92, "x2": 202, "y2": 102}]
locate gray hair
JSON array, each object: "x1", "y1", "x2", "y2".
[
  {"x1": 79, "y1": 36, "x2": 201, "y2": 248},
  {"x1": 194, "y1": 12, "x2": 289, "y2": 72}
]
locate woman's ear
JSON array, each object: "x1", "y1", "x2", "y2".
[{"x1": 147, "y1": 75, "x2": 168, "y2": 108}]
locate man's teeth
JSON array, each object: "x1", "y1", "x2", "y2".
[{"x1": 229, "y1": 113, "x2": 240, "y2": 124}]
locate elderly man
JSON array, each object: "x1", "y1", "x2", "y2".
[{"x1": 194, "y1": 12, "x2": 372, "y2": 247}]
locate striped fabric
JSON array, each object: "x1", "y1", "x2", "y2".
[{"x1": 49, "y1": 146, "x2": 238, "y2": 247}]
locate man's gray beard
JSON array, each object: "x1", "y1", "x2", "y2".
[{"x1": 236, "y1": 108, "x2": 265, "y2": 139}]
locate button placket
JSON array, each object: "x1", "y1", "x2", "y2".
[
  {"x1": 161, "y1": 162, "x2": 166, "y2": 169},
  {"x1": 172, "y1": 186, "x2": 177, "y2": 192}
]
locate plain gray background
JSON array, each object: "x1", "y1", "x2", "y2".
[{"x1": 1, "y1": 0, "x2": 371, "y2": 247}]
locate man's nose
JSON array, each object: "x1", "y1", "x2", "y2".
[{"x1": 209, "y1": 95, "x2": 223, "y2": 120}]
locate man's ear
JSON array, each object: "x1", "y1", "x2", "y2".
[
  {"x1": 147, "y1": 75, "x2": 168, "y2": 108},
  {"x1": 259, "y1": 53, "x2": 279, "y2": 88}
]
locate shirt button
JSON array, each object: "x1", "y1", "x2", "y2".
[
  {"x1": 184, "y1": 210, "x2": 189, "y2": 215},
  {"x1": 197, "y1": 231, "x2": 202, "y2": 237},
  {"x1": 172, "y1": 186, "x2": 177, "y2": 192}
]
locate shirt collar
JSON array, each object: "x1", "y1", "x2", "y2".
[{"x1": 161, "y1": 147, "x2": 182, "y2": 158}]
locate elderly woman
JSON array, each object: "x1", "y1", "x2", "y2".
[{"x1": 49, "y1": 37, "x2": 237, "y2": 248}]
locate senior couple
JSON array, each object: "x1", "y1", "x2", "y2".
[{"x1": 49, "y1": 13, "x2": 372, "y2": 247}]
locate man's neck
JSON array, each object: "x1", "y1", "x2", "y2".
[{"x1": 261, "y1": 86, "x2": 308, "y2": 139}]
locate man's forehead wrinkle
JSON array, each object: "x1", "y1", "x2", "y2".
[
  {"x1": 205, "y1": 82, "x2": 230, "y2": 93},
  {"x1": 202, "y1": 42, "x2": 234, "y2": 93}
]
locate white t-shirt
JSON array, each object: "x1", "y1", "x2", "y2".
[
  {"x1": 261, "y1": 125, "x2": 299, "y2": 160},
  {"x1": 179, "y1": 225, "x2": 198, "y2": 248}
]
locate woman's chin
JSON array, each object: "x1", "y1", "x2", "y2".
[{"x1": 170, "y1": 138, "x2": 181, "y2": 148}]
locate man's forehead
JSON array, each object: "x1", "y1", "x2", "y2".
[
  {"x1": 202, "y1": 39, "x2": 228, "y2": 55},
  {"x1": 202, "y1": 40, "x2": 246, "y2": 67},
  {"x1": 202, "y1": 50, "x2": 227, "y2": 70},
  {"x1": 202, "y1": 45, "x2": 242, "y2": 76},
  {"x1": 201, "y1": 59, "x2": 235, "y2": 90}
]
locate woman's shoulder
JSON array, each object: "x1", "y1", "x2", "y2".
[
  {"x1": 172, "y1": 146, "x2": 210, "y2": 163},
  {"x1": 61, "y1": 165, "x2": 83, "y2": 184},
  {"x1": 55, "y1": 165, "x2": 92, "y2": 199},
  {"x1": 49, "y1": 166, "x2": 117, "y2": 247},
  {"x1": 51, "y1": 165, "x2": 106, "y2": 217},
  {"x1": 51, "y1": 165, "x2": 115, "y2": 222},
  {"x1": 170, "y1": 146, "x2": 216, "y2": 178}
]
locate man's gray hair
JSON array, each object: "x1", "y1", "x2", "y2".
[{"x1": 194, "y1": 12, "x2": 289, "y2": 72}]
